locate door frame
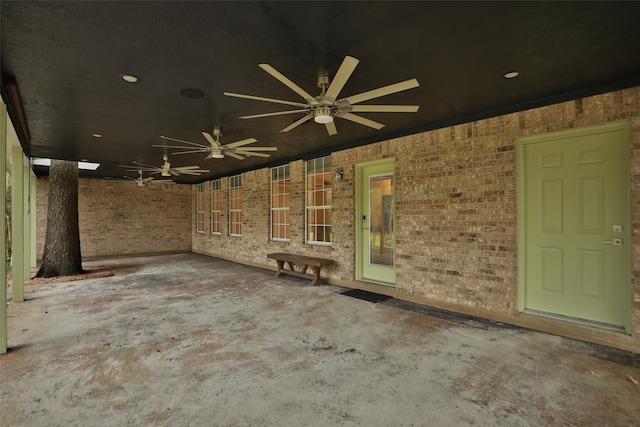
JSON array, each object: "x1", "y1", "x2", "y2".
[
  {"x1": 355, "y1": 158, "x2": 396, "y2": 285},
  {"x1": 516, "y1": 120, "x2": 632, "y2": 332}
]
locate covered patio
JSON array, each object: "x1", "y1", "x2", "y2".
[{"x1": 2, "y1": 253, "x2": 638, "y2": 426}]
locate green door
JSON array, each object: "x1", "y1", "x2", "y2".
[
  {"x1": 518, "y1": 121, "x2": 630, "y2": 330},
  {"x1": 356, "y1": 159, "x2": 396, "y2": 285}
]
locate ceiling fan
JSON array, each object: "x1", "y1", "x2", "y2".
[
  {"x1": 224, "y1": 55, "x2": 420, "y2": 136},
  {"x1": 155, "y1": 128, "x2": 277, "y2": 160},
  {"x1": 120, "y1": 154, "x2": 209, "y2": 177},
  {"x1": 106, "y1": 170, "x2": 174, "y2": 187}
]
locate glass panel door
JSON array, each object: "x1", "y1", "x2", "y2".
[
  {"x1": 368, "y1": 175, "x2": 394, "y2": 267},
  {"x1": 356, "y1": 159, "x2": 396, "y2": 285}
]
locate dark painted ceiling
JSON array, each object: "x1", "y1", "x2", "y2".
[{"x1": 3, "y1": 1, "x2": 640, "y2": 184}]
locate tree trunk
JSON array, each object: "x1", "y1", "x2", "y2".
[{"x1": 37, "y1": 160, "x2": 83, "y2": 277}]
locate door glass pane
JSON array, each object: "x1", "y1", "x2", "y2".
[{"x1": 369, "y1": 175, "x2": 394, "y2": 267}]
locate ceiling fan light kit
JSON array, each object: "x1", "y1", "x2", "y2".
[
  {"x1": 210, "y1": 149, "x2": 224, "y2": 159},
  {"x1": 314, "y1": 106, "x2": 334, "y2": 124},
  {"x1": 224, "y1": 55, "x2": 420, "y2": 136}
]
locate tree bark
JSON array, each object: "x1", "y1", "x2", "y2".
[{"x1": 36, "y1": 160, "x2": 83, "y2": 277}]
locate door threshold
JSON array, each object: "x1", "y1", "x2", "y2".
[
  {"x1": 523, "y1": 309, "x2": 625, "y2": 334},
  {"x1": 359, "y1": 278, "x2": 395, "y2": 287}
]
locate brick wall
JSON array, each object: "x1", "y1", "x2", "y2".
[
  {"x1": 192, "y1": 86, "x2": 640, "y2": 350},
  {"x1": 37, "y1": 178, "x2": 192, "y2": 259}
]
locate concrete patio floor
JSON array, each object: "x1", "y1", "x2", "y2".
[{"x1": 1, "y1": 253, "x2": 639, "y2": 426}]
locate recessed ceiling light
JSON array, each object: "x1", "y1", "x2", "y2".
[
  {"x1": 92, "y1": 133, "x2": 103, "y2": 138},
  {"x1": 504, "y1": 71, "x2": 520, "y2": 79},
  {"x1": 121, "y1": 74, "x2": 139, "y2": 83},
  {"x1": 180, "y1": 88, "x2": 206, "y2": 99}
]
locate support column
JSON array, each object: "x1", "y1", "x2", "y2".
[
  {"x1": 1, "y1": 103, "x2": 8, "y2": 354},
  {"x1": 30, "y1": 170, "x2": 37, "y2": 269},
  {"x1": 10, "y1": 145, "x2": 24, "y2": 302},
  {"x1": 23, "y1": 161, "x2": 31, "y2": 281}
]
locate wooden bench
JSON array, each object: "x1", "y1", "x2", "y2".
[{"x1": 267, "y1": 253, "x2": 335, "y2": 286}]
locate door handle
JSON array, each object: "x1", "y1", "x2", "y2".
[{"x1": 602, "y1": 238, "x2": 622, "y2": 246}]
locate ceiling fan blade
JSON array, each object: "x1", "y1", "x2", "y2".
[
  {"x1": 325, "y1": 121, "x2": 337, "y2": 136},
  {"x1": 160, "y1": 135, "x2": 207, "y2": 148},
  {"x1": 224, "y1": 92, "x2": 308, "y2": 108},
  {"x1": 174, "y1": 169, "x2": 209, "y2": 175},
  {"x1": 176, "y1": 166, "x2": 203, "y2": 170},
  {"x1": 201, "y1": 131, "x2": 218, "y2": 147},
  {"x1": 339, "y1": 112, "x2": 385, "y2": 130},
  {"x1": 169, "y1": 149, "x2": 208, "y2": 155},
  {"x1": 143, "y1": 177, "x2": 154, "y2": 182},
  {"x1": 343, "y1": 78, "x2": 420, "y2": 105},
  {"x1": 224, "y1": 138, "x2": 258, "y2": 149},
  {"x1": 259, "y1": 64, "x2": 318, "y2": 105},
  {"x1": 323, "y1": 56, "x2": 359, "y2": 104},
  {"x1": 235, "y1": 151, "x2": 271, "y2": 158},
  {"x1": 132, "y1": 161, "x2": 161, "y2": 169},
  {"x1": 153, "y1": 144, "x2": 206, "y2": 150},
  {"x1": 350, "y1": 105, "x2": 420, "y2": 113},
  {"x1": 124, "y1": 168, "x2": 157, "y2": 173},
  {"x1": 281, "y1": 113, "x2": 313, "y2": 132},
  {"x1": 226, "y1": 152, "x2": 245, "y2": 160},
  {"x1": 240, "y1": 109, "x2": 308, "y2": 119},
  {"x1": 234, "y1": 146, "x2": 277, "y2": 151}
]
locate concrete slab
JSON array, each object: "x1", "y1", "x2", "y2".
[{"x1": 1, "y1": 253, "x2": 639, "y2": 426}]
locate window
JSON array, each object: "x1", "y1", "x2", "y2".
[
  {"x1": 196, "y1": 183, "x2": 205, "y2": 233},
  {"x1": 211, "y1": 179, "x2": 222, "y2": 234},
  {"x1": 271, "y1": 165, "x2": 290, "y2": 241},
  {"x1": 306, "y1": 156, "x2": 332, "y2": 245},
  {"x1": 229, "y1": 175, "x2": 242, "y2": 236}
]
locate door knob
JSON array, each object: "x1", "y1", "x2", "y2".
[{"x1": 602, "y1": 238, "x2": 622, "y2": 246}]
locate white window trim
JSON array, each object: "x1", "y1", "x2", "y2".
[
  {"x1": 305, "y1": 156, "x2": 332, "y2": 246},
  {"x1": 196, "y1": 183, "x2": 206, "y2": 234},
  {"x1": 229, "y1": 175, "x2": 242, "y2": 237},
  {"x1": 270, "y1": 165, "x2": 290, "y2": 242},
  {"x1": 305, "y1": 206, "x2": 332, "y2": 246},
  {"x1": 211, "y1": 179, "x2": 222, "y2": 235}
]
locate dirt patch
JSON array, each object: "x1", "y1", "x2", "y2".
[{"x1": 6, "y1": 267, "x2": 114, "y2": 288}]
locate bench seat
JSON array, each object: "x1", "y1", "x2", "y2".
[{"x1": 267, "y1": 252, "x2": 335, "y2": 286}]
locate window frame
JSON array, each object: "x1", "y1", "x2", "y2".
[
  {"x1": 196, "y1": 182, "x2": 206, "y2": 234},
  {"x1": 229, "y1": 174, "x2": 242, "y2": 237},
  {"x1": 210, "y1": 179, "x2": 222, "y2": 235},
  {"x1": 305, "y1": 156, "x2": 332, "y2": 246},
  {"x1": 270, "y1": 164, "x2": 291, "y2": 242}
]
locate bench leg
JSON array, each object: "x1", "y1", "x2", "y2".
[
  {"x1": 311, "y1": 266, "x2": 323, "y2": 286},
  {"x1": 275, "y1": 260, "x2": 285, "y2": 277}
]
